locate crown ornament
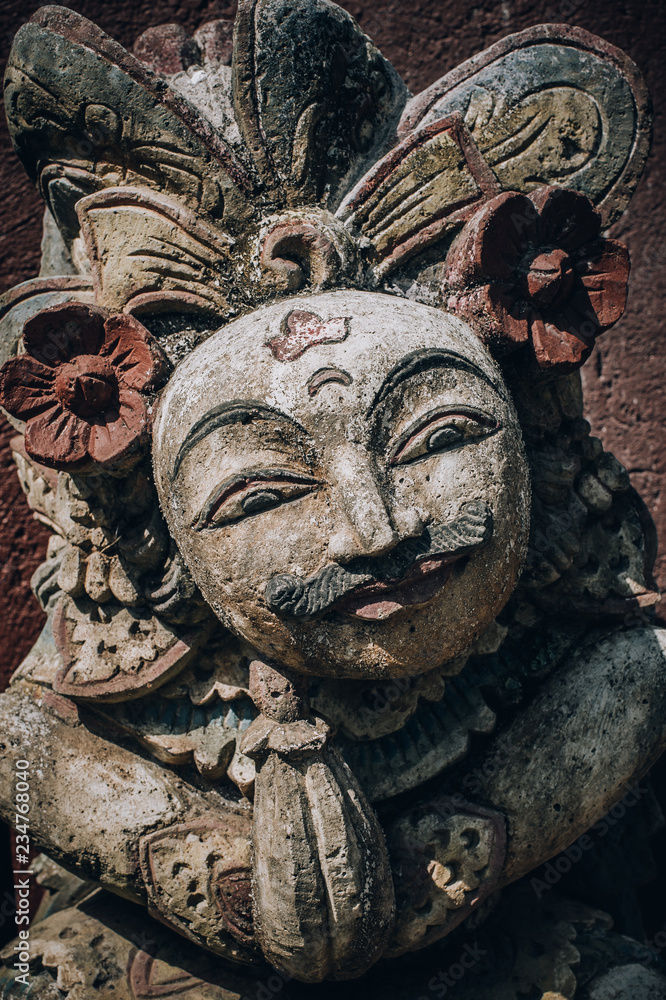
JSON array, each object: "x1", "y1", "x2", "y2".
[{"x1": 0, "y1": 7, "x2": 650, "y2": 440}]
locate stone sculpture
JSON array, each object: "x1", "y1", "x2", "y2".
[{"x1": 0, "y1": 3, "x2": 664, "y2": 997}]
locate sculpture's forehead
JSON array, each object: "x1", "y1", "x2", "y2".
[{"x1": 155, "y1": 292, "x2": 502, "y2": 453}]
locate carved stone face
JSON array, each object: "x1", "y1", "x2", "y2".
[{"x1": 154, "y1": 291, "x2": 530, "y2": 678}]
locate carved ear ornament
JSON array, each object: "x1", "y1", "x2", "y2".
[{"x1": 259, "y1": 211, "x2": 362, "y2": 294}]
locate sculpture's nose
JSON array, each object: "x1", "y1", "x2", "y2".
[{"x1": 327, "y1": 448, "x2": 399, "y2": 562}]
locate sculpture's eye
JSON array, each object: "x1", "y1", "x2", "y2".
[
  {"x1": 390, "y1": 408, "x2": 498, "y2": 466},
  {"x1": 194, "y1": 472, "x2": 320, "y2": 529}
]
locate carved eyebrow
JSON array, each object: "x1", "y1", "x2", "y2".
[
  {"x1": 307, "y1": 367, "x2": 353, "y2": 396},
  {"x1": 367, "y1": 348, "x2": 503, "y2": 415},
  {"x1": 172, "y1": 400, "x2": 308, "y2": 480}
]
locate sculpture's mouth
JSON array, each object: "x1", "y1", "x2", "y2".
[
  {"x1": 263, "y1": 501, "x2": 493, "y2": 621},
  {"x1": 335, "y1": 554, "x2": 459, "y2": 620}
]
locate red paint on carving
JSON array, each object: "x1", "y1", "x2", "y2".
[
  {"x1": 337, "y1": 558, "x2": 456, "y2": 620},
  {"x1": 0, "y1": 276, "x2": 93, "y2": 326},
  {"x1": 0, "y1": 303, "x2": 169, "y2": 470},
  {"x1": 214, "y1": 866, "x2": 254, "y2": 944},
  {"x1": 445, "y1": 186, "x2": 630, "y2": 374},
  {"x1": 268, "y1": 310, "x2": 350, "y2": 362},
  {"x1": 128, "y1": 951, "x2": 201, "y2": 998},
  {"x1": 307, "y1": 367, "x2": 353, "y2": 396},
  {"x1": 396, "y1": 24, "x2": 651, "y2": 227}
]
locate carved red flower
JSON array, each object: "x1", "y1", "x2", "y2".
[
  {"x1": 0, "y1": 303, "x2": 168, "y2": 470},
  {"x1": 445, "y1": 186, "x2": 630, "y2": 373}
]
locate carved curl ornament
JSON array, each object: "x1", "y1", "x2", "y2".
[{"x1": 0, "y1": 2, "x2": 663, "y2": 995}]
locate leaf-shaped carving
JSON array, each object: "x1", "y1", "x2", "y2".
[
  {"x1": 232, "y1": 0, "x2": 408, "y2": 209},
  {"x1": 77, "y1": 188, "x2": 234, "y2": 316},
  {"x1": 398, "y1": 24, "x2": 651, "y2": 227},
  {"x1": 4, "y1": 9, "x2": 253, "y2": 245},
  {"x1": 338, "y1": 115, "x2": 501, "y2": 279}
]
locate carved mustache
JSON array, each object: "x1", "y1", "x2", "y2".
[{"x1": 264, "y1": 500, "x2": 493, "y2": 620}]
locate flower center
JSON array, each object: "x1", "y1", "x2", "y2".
[
  {"x1": 522, "y1": 247, "x2": 575, "y2": 309},
  {"x1": 54, "y1": 356, "x2": 117, "y2": 417}
]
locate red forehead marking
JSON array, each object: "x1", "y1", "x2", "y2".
[{"x1": 268, "y1": 309, "x2": 350, "y2": 362}]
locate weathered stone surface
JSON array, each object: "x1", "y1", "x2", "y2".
[
  {"x1": 140, "y1": 819, "x2": 255, "y2": 963},
  {"x1": 77, "y1": 187, "x2": 235, "y2": 316},
  {"x1": 154, "y1": 290, "x2": 531, "y2": 679},
  {"x1": 52, "y1": 595, "x2": 210, "y2": 702},
  {"x1": 232, "y1": 0, "x2": 409, "y2": 208},
  {"x1": 399, "y1": 25, "x2": 651, "y2": 228},
  {"x1": 387, "y1": 796, "x2": 506, "y2": 955},
  {"x1": 471, "y1": 627, "x2": 666, "y2": 884},
  {"x1": 0, "y1": 0, "x2": 663, "y2": 991}
]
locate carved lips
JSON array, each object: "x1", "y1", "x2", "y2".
[
  {"x1": 0, "y1": 303, "x2": 168, "y2": 469},
  {"x1": 336, "y1": 556, "x2": 457, "y2": 621},
  {"x1": 445, "y1": 186, "x2": 630, "y2": 374},
  {"x1": 264, "y1": 500, "x2": 493, "y2": 621}
]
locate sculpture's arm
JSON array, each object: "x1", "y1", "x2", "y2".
[
  {"x1": 469, "y1": 625, "x2": 666, "y2": 885},
  {"x1": 386, "y1": 624, "x2": 666, "y2": 953},
  {"x1": 0, "y1": 685, "x2": 256, "y2": 964}
]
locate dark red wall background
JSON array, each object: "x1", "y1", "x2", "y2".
[{"x1": 0, "y1": 1, "x2": 664, "y2": 674}]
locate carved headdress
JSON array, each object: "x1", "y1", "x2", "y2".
[{"x1": 0, "y1": 1, "x2": 658, "y2": 985}]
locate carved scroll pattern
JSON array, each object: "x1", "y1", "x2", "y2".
[{"x1": 77, "y1": 188, "x2": 235, "y2": 317}]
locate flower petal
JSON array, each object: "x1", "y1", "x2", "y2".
[
  {"x1": 447, "y1": 192, "x2": 538, "y2": 285},
  {"x1": 24, "y1": 405, "x2": 90, "y2": 469},
  {"x1": 0, "y1": 356, "x2": 57, "y2": 419},
  {"x1": 100, "y1": 314, "x2": 169, "y2": 392},
  {"x1": 530, "y1": 313, "x2": 592, "y2": 372},
  {"x1": 87, "y1": 389, "x2": 149, "y2": 466},
  {"x1": 482, "y1": 286, "x2": 531, "y2": 346},
  {"x1": 530, "y1": 186, "x2": 601, "y2": 252},
  {"x1": 22, "y1": 303, "x2": 108, "y2": 366},
  {"x1": 575, "y1": 238, "x2": 630, "y2": 328}
]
